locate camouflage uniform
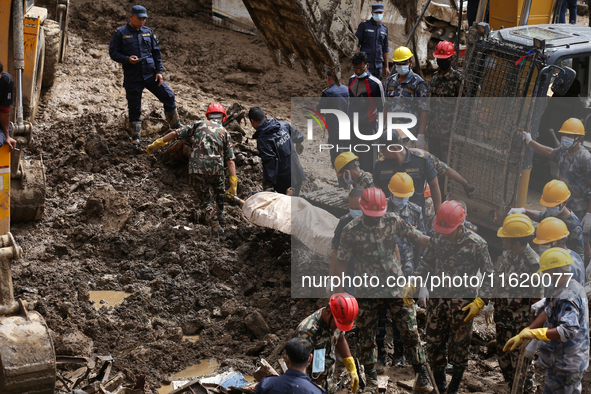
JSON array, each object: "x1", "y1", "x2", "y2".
[
  {"x1": 539, "y1": 280, "x2": 589, "y2": 394},
  {"x1": 296, "y1": 309, "x2": 343, "y2": 394},
  {"x1": 175, "y1": 119, "x2": 235, "y2": 222},
  {"x1": 492, "y1": 245, "x2": 542, "y2": 394},
  {"x1": 415, "y1": 229, "x2": 494, "y2": 370},
  {"x1": 357, "y1": 170, "x2": 374, "y2": 189},
  {"x1": 383, "y1": 70, "x2": 429, "y2": 137},
  {"x1": 427, "y1": 68, "x2": 462, "y2": 161},
  {"x1": 531, "y1": 210, "x2": 585, "y2": 261},
  {"x1": 387, "y1": 200, "x2": 426, "y2": 275},
  {"x1": 336, "y1": 213, "x2": 426, "y2": 367}
]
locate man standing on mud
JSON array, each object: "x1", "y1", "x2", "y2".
[
  {"x1": 0, "y1": 62, "x2": 17, "y2": 150},
  {"x1": 248, "y1": 107, "x2": 306, "y2": 195},
  {"x1": 109, "y1": 5, "x2": 182, "y2": 144},
  {"x1": 146, "y1": 104, "x2": 236, "y2": 234}
]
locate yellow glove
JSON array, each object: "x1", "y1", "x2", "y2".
[
  {"x1": 402, "y1": 283, "x2": 416, "y2": 306},
  {"x1": 227, "y1": 176, "x2": 238, "y2": 196},
  {"x1": 462, "y1": 297, "x2": 485, "y2": 322},
  {"x1": 503, "y1": 327, "x2": 549, "y2": 352},
  {"x1": 343, "y1": 357, "x2": 359, "y2": 393},
  {"x1": 146, "y1": 138, "x2": 167, "y2": 154}
]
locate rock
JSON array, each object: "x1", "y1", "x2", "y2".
[
  {"x1": 213, "y1": 306, "x2": 222, "y2": 317},
  {"x1": 167, "y1": 327, "x2": 184, "y2": 341},
  {"x1": 245, "y1": 310, "x2": 270, "y2": 339},
  {"x1": 246, "y1": 340, "x2": 267, "y2": 356},
  {"x1": 257, "y1": 298, "x2": 271, "y2": 308},
  {"x1": 238, "y1": 60, "x2": 271, "y2": 73},
  {"x1": 465, "y1": 379, "x2": 485, "y2": 392},
  {"x1": 221, "y1": 299, "x2": 237, "y2": 317},
  {"x1": 56, "y1": 329, "x2": 94, "y2": 356},
  {"x1": 223, "y1": 73, "x2": 249, "y2": 85},
  {"x1": 59, "y1": 302, "x2": 74, "y2": 316}
]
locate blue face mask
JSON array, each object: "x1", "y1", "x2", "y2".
[
  {"x1": 358, "y1": 71, "x2": 368, "y2": 79},
  {"x1": 391, "y1": 196, "x2": 409, "y2": 209},
  {"x1": 372, "y1": 13, "x2": 384, "y2": 22},
  {"x1": 396, "y1": 65, "x2": 410, "y2": 75},
  {"x1": 349, "y1": 209, "x2": 363, "y2": 218},
  {"x1": 342, "y1": 170, "x2": 355, "y2": 185},
  {"x1": 561, "y1": 136, "x2": 575, "y2": 149},
  {"x1": 546, "y1": 205, "x2": 562, "y2": 217}
]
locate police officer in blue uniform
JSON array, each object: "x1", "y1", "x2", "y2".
[
  {"x1": 256, "y1": 337, "x2": 326, "y2": 394},
  {"x1": 355, "y1": 4, "x2": 389, "y2": 80},
  {"x1": 109, "y1": 5, "x2": 181, "y2": 144},
  {"x1": 316, "y1": 70, "x2": 349, "y2": 167}
]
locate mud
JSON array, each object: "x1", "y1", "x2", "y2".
[{"x1": 9, "y1": 0, "x2": 591, "y2": 392}]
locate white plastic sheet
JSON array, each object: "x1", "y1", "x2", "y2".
[{"x1": 242, "y1": 192, "x2": 338, "y2": 257}]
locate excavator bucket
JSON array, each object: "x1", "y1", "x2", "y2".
[
  {"x1": 240, "y1": 0, "x2": 357, "y2": 85},
  {"x1": 10, "y1": 156, "x2": 46, "y2": 223}
]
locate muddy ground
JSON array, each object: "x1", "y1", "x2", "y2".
[{"x1": 8, "y1": 0, "x2": 591, "y2": 392}]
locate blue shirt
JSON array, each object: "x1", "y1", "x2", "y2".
[
  {"x1": 255, "y1": 369, "x2": 326, "y2": 394},
  {"x1": 316, "y1": 84, "x2": 349, "y2": 144},
  {"x1": 355, "y1": 19, "x2": 389, "y2": 68},
  {"x1": 373, "y1": 149, "x2": 437, "y2": 211},
  {"x1": 109, "y1": 22, "x2": 163, "y2": 85}
]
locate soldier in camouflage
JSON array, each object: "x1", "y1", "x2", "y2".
[
  {"x1": 492, "y1": 214, "x2": 542, "y2": 394},
  {"x1": 146, "y1": 104, "x2": 236, "y2": 233},
  {"x1": 296, "y1": 294, "x2": 359, "y2": 394},
  {"x1": 333, "y1": 187, "x2": 433, "y2": 390},
  {"x1": 427, "y1": 41, "x2": 463, "y2": 162},
  {"x1": 384, "y1": 46, "x2": 429, "y2": 149},
  {"x1": 503, "y1": 248, "x2": 589, "y2": 394},
  {"x1": 409, "y1": 200, "x2": 494, "y2": 394}
]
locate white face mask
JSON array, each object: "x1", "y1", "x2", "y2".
[
  {"x1": 546, "y1": 205, "x2": 563, "y2": 217},
  {"x1": 372, "y1": 13, "x2": 384, "y2": 22}
]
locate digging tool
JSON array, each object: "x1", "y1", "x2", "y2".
[{"x1": 511, "y1": 338, "x2": 532, "y2": 394}]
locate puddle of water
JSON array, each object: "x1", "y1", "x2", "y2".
[
  {"x1": 88, "y1": 291, "x2": 131, "y2": 310},
  {"x1": 157, "y1": 359, "x2": 219, "y2": 394},
  {"x1": 183, "y1": 335, "x2": 200, "y2": 343}
]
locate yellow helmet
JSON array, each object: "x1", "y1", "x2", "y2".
[
  {"x1": 558, "y1": 118, "x2": 585, "y2": 136},
  {"x1": 393, "y1": 46, "x2": 413, "y2": 63},
  {"x1": 388, "y1": 172, "x2": 415, "y2": 197},
  {"x1": 538, "y1": 247, "x2": 573, "y2": 273},
  {"x1": 540, "y1": 180, "x2": 571, "y2": 207},
  {"x1": 497, "y1": 214, "x2": 535, "y2": 238},
  {"x1": 533, "y1": 217, "x2": 570, "y2": 245},
  {"x1": 335, "y1": 152, "x2": 359, "y2": 176}
]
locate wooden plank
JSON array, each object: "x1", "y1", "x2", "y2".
[{"x1": 377, "y1": 375, "x2": 389, "y2": 392}]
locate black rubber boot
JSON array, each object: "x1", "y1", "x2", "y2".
[
  {"x1": 430, "y1": 368, "x2": 447, "y2": 394},
  {"x1": 446, "y1": 366, "x2": 465, "y2": 394},
  {"x1": 413, "y1": 364, "x2": 434, "y2": 391},
  {"x1": 130, "y1": 121, "x2": 142, "y2": 144},
  {"x1": 393, "y1": 343, "x2": 406, "y2": 367},
  {"x1": 165, "y1": 109, "x2": 183, "y2": 129},
  {"x1": 366, "y1": 367, "x2": 377, "y2": 383}
]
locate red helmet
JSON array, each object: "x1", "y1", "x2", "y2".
[
  {"x1": 434, "y1": 41, "x2": 455, "y2": 59},
  {"x1": 433, "y1": 200, "x2": 466, "y2": 234},
  {"x1": 329, "y1": 293, "x2": 358, "y2": 331},
  {"x1": 360, "y1": 187, "x2": 387, "y2": 217},
  {"x1": 206, "y1": 103, "x2": 227, "y2": 122}
]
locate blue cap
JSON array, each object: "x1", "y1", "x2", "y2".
[
  {"x1": 131, "y1": 5, "x2": 148, "y2": 18},
  {"x1": 326, "y1": 70, "x2": 332, "y2": 77},
  {"x1": 372, "y1": 3, "x2": 384, "y2": 12}
]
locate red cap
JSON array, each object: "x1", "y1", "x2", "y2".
[
  {"x1": 433, "y1": 200, "x2": 466, "y2": 234},
  {"x1": 360, "y1": 187, "x2": 388, "y2": 217},
  {"x1": 329, "y1": 293, "x2": 359, "y2": 331}
]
